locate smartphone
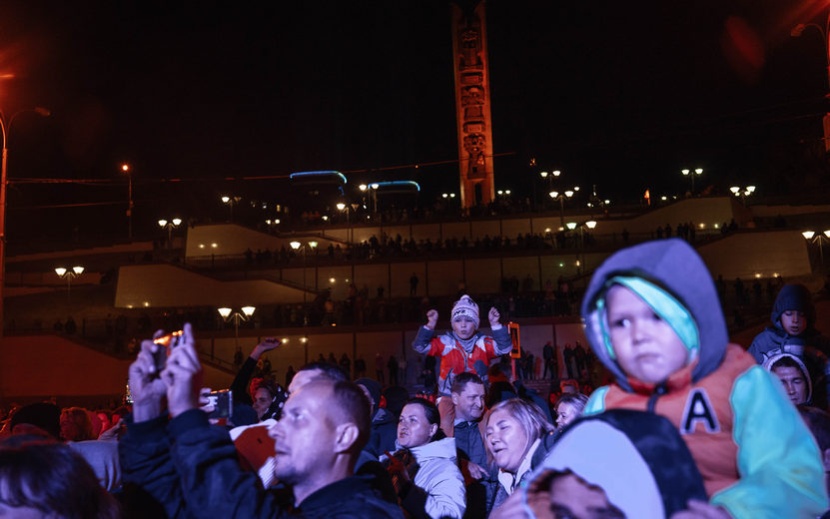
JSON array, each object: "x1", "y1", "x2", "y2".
[
  {"x1": 152, "y1": 330, "x2": 183, "y2": 374},
  {"x1": 207, "y1": 389, "x2": 233, "y2": 419}
]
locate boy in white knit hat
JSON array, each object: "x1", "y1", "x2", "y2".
[{"x1": 412, "y1": 295, "x2": 513, "y2": 436}]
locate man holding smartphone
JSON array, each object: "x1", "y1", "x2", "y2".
[{"x1": 119, "y1": 323, "x2": 403, "y2": 518}]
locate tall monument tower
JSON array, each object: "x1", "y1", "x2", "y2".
[{"x1": 451, "y1": 0, "x2": 495, "y2": 210}]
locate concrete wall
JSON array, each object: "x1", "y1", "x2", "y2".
[
  {"x1": 697, "y1": 231, "x2": 810, "y2": 280},
  {"x1": 0, "y1": 335, "x2": 134, "y2": 403},
  {"x1": 115, "y1": 264, "x2": 309, "y2": 309}
]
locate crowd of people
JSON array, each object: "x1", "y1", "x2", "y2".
[{"x1": 2, "y1": 238, "x2": 830, "y2": 517}]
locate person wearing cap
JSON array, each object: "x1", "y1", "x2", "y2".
[
  {"x1": 748, "y1": 283, "x2": 830, "y2": 409},
  {"x1": 580, "y1": 239, "x2": 827, "y2": 518},
  {"x1": 412, "y1": 295, "x2": 513, "y2": 437}
]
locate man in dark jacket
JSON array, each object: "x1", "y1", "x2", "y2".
[
  {"x1": 451, "y1": 372, "x2": 498, "y2": 518},
  {"x1": 120, "y1": 323, "x2": 403, "y2": 518}
]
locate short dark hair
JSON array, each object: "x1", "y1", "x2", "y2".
[
  {"x1": 298, "y1": 362, "x2": 348, "y2": 382},
  {"x1": 451, "y1": 372, "x2": 484, "y2": 395},
  {"x1": 256, "y1": 378, "x2": 284, "y2": 399},
  {"x1": 0, "y1": 438, "x2": 120, "y2": 518},
  {"x1": 403, "y1": 397, "x2": 445, "y2": 442},
  {"x1": 771, "y1": 356, "x2": 807, "y2": 378},
  {"x1": 327, "y1": 380, "x2": 372, "y2": 454}
]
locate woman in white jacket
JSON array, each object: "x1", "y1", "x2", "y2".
[{"x1": 386, "y1": 397, "x2": 466, "y2": 519}]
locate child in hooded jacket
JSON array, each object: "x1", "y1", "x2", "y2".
[
  {"x1": 748, "y1": 283, "x2": 830, "y2": 409},
  {"x1": 412, "y1": 295, "x2": 512, "y2": 436},
  {"x1": 581, "y1": 239, "x2": 827, "y2": 518}
]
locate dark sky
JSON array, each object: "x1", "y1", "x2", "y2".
[{"x1": 0, "y1": 0, "x2": 827, "y2": 244}]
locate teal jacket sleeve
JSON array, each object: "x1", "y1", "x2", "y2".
[
  {"x1": 711, "y1": 366, "x2": 828, "y2": 518},
  {"x1": 583, "y1": 386, "x2": 609, "y2": 416}
]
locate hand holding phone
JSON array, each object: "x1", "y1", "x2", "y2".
[
  {"x1": 206, "y1": 389, "x2": 233, "y2": 419},
  {"x1": 152, "y1": 330, "x2": 184, "y2": 375}
]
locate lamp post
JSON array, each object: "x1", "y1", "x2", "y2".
[
  {"x1": 803, "y1": 230, "x2": 830, "y2": 270},
  {"x1": 217, "y1": 305, "x2": 256, "y2": 349},
  {"x1": 792, "y1": 17, "x2": 830, "y2": 151},
  {"x1": 121, "y1": 163, "x2": 133, "y2": 240},
  {"x1": 681, "y1": 168, "x2": 703, "y2": 196},
  {"x1": 158, "y1": 218, "x2": 182, "y2": 247},
  {"x1": 359, "y1": 183, "x2": 379, "y2": 216},
  {"x1": 221, "y1": 195, "x2": 241, "y2": 222},
  {"x1": 539, "y1": 169, "x2": 561, "y2": 210},
  {"x1": 264, "y1": 218, "x2": 280, "y2": 233},
  {"x1": 729, "y1": 185, "x2": 756, "y2": 206},
  {"x1": 290, "y1": 240, "x2": 318, "y2": 305},
  {"x1": 549, "y1": 189, "x2": 574, "y2": 228},
  {"x1": 336, "y1": 202, "x2": 350, "y2": 223},
  {"x1": 55, "y1": 266, "x2": 84, "y2": 302},
  {"x1": 0, "y1": 107, "x2": 50, "y2": 336}
]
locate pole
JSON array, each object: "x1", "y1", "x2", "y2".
[
  {"x1": 0, "y1": 142, "x2": 6, "y2": 337},
  {"x1": 233, "y1": 313, "x2": 240, "y2": 349},
  {"x1": 128, "y1": 172, "x2": 133, "y2": 241},
  {"x1": 0, "y1": 108, "x2": 49, "y2": 337},
  {"x1": 559, "y1": 196, "x2": 565, "y2": 228}
]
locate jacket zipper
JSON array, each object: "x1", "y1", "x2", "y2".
[{"x1": 647, "y1": 382, "x2": 668, "y2": 413}]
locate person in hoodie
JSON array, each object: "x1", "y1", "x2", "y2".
[
  {"x1": 580, "y1": 238, "x2": 827, "y2": 518},
  {"x1": 412, "y1": 295, "x2": 513, "y2": 436},
  {"x1": 764, "y1": 353, "x2": 812, "y2": 406},
  {"x1": 385, "y1": 397, "x2": 465, "y2": 519},
  {"x1": 748, "y1": 283, "x2": 830, "y2": 409}
]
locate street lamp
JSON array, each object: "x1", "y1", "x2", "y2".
[
  {"x1": 264, "y1": 218, "x2": 280, "y2": 233},
  {"x1": 0, "y1": 106, "x2": 50, "y2": 336},
  {"x1": 729, "y1": 185, "x2": 756, "y2": 205},
  {"x1": 359, "y1": 183, "x2": 379, "y2": 215},
  {"x1": 158, "y1": 218, "x2": 182, "y2": 247},
  {"x1": 549, "y1": 189, "x2": 574, "y2": 228},
  {"x1": 55, "y1": 266, "x2": 84, "y2": 302},
  {"x1": 540, "y1": 169, "x2": 561, "y2": 184},
  {"x1": 121, "y1": 163, "x2": 134, "y2": 240},
  {"x1": 681, "y1": 168, "x2": 703, "y2": 196},
  {"x1": 539, "y1": 169, "x2": 561, "y2": 210},
  {"x1": 792, "y1": 18, "x2": 830, "y2": 151},
  {"x1": 217, "y1": 305, "x2": 256, "y2": 349},
  {"x1": 335, "y1": 202, "x2": 350, "y2": 223},
  {"x1": 221, "y1": 195, "x2": 241, "y2": 222},
  {"x1": 290, "y1": 240, "x2": 318, "y2": 304},
  {"x1": 803, "y1": 230, "x2": 830, "y2": 270}
]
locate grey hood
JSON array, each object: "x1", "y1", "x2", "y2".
[{"x1": 581, "y1": 238, "x2": 728, "y2": 392}]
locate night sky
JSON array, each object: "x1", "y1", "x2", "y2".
[{"x1": 0, "y1": 0, "x2": 827, "y2": 245}]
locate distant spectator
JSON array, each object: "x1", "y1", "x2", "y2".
[{"x1": 60, "y1": 407, "x2": 94, "y2": 442}]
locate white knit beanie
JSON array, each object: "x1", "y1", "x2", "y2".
[{"x1": 451, "y1": 295, "x2": 480, "y2": 328}]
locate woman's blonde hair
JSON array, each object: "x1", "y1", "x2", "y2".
[{"x1": 485, "y1": 398, "x2": 554, "y2": 445}]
